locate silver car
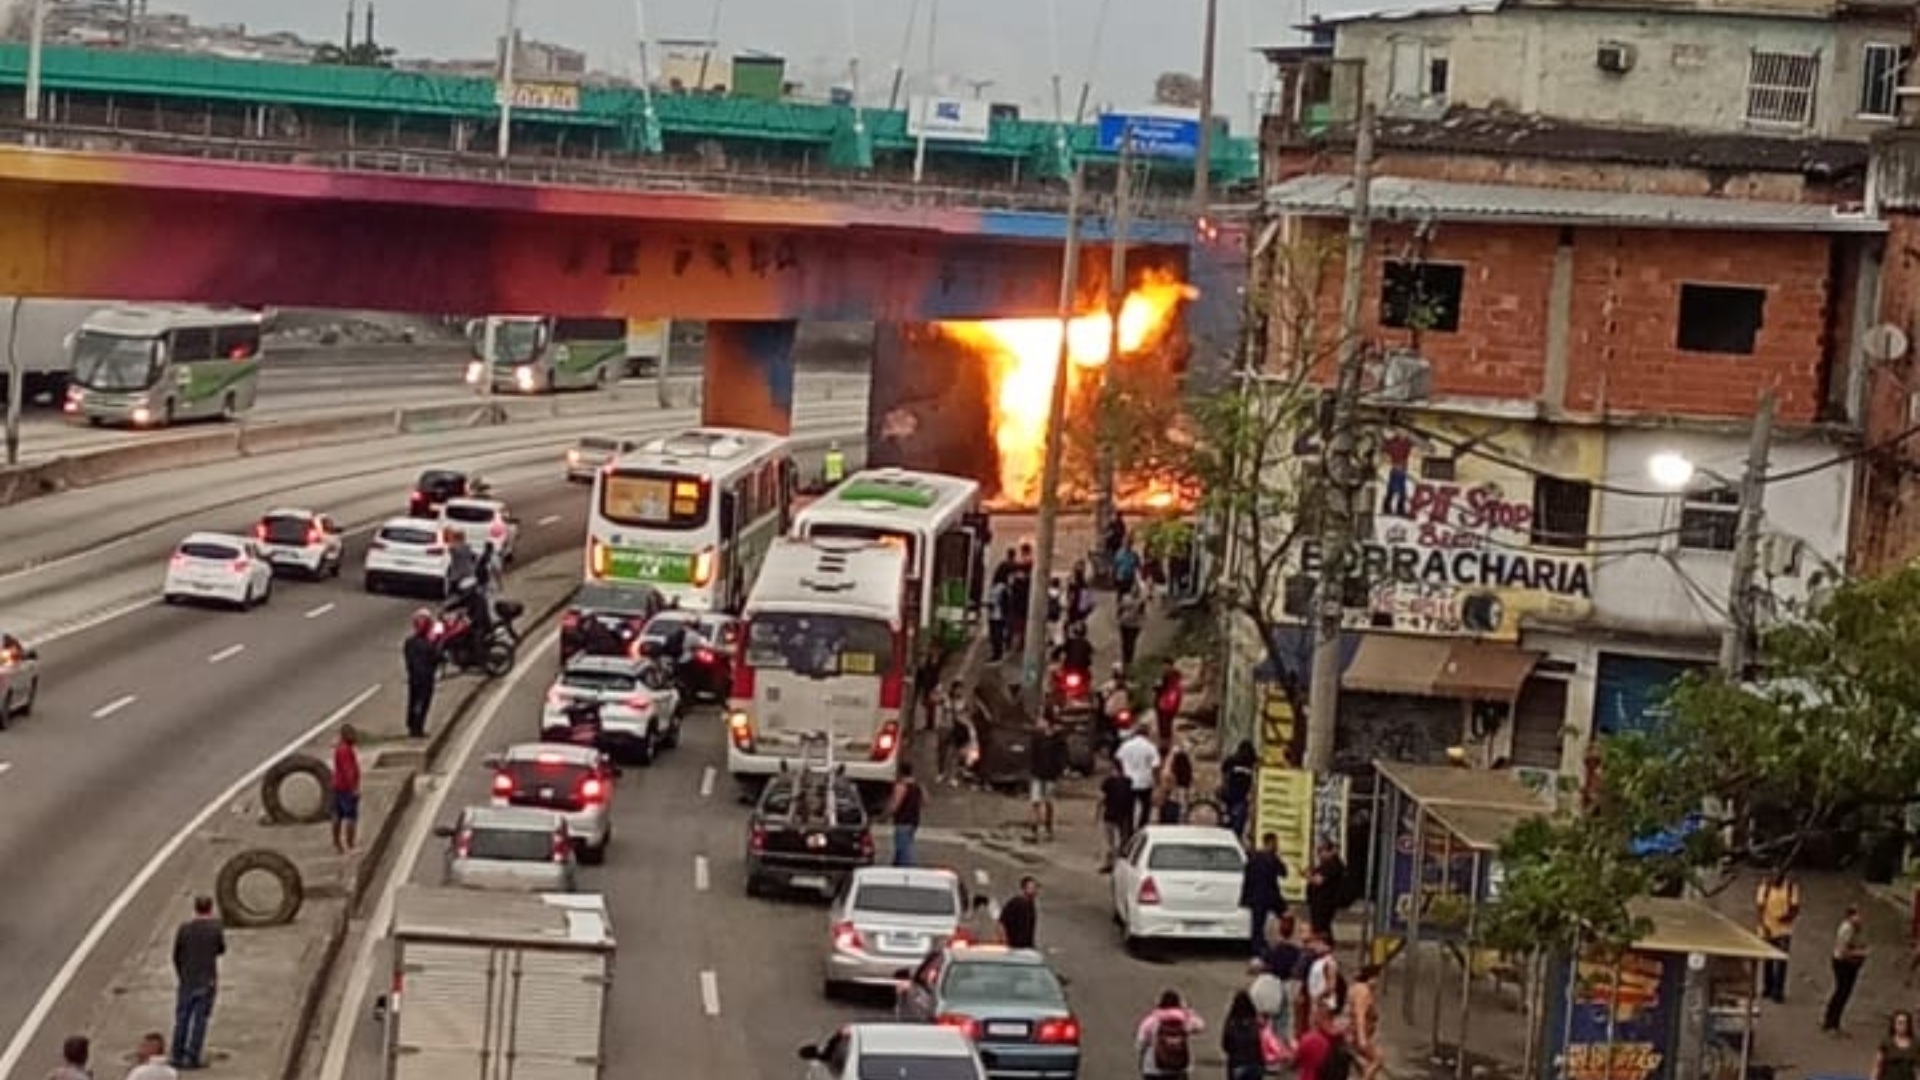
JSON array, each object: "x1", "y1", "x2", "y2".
[
  {"x1": 485, "y1": 743, "x2": 616, "y2": 865},
  {"x1": 0, "y1": 630, "x2": 41, "y2": 728},
  {"x1": 823, "y1": 867, "x2": 967, "y2": 996},
  {"x1": 438, "y1": 805, "x2": 578, "y2": 893},
  {"x1": 566, "y1": 435, "x2": 639, "y2": 483}
]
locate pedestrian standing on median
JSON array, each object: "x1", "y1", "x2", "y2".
[
  {"x1": 169, "y1": 895, "x2": 225, "y2": 1071},
  {"x1": 1240, "y1": 833, "x2": 1290, "y2": 957},
  {"x1": 402, "y1": 610, "x2": 440, "y2": 739},
  {"x1": 123, "y1": 1033, "x2": 177, "y2": 1080},
  {"x1": 1116, "y1": 583, "x2": 1147, "y2": 669},
  {"x1": 45, "y1": 1035, "x2": 91, "y2": 1080},
  {"x1": 1116, "y1": 725, "x2": 1162, "y2": 833},
  {"x1": 886, "y1": 761, "x2": 924, "y2": 867},
  {"x1": 331, "y1": 724, "x2": 362, "y2": 854},
  {"x1": 1824, "y1": 904, "x2": 1869, "y2": 1035},
  {"x1": 1099, "y1": 758, "x2": 1136, "y2": 872},
  {"x1": 1028, "y1": 710, "x2": 1066, "y2": 843},
  {"x1": 998, "y1": 876, "x2": 1040, "y2": 949},
  {"x1": 1755, "y1": 867, "x2": 1800, "y2": 1003}
]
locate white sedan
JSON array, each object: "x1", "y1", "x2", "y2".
[
  {"x1": 162, "y1": 532, "x2": 275, "y2": 609},
  {"x1": 1110, "y1": 824, "x2": 1250, "y2": 948},
  {"x1": 441, "y1": 497, "x2": 519, "y2": 561}
]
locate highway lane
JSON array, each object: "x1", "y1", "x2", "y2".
[
  {"x1": 330, "y1": 679, "x2": 1254, "y2": 1078},
  {"x1": 0, "y1": 419, "x2": 865, "y2": 1073}
]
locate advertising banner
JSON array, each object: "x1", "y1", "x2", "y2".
[
  {"x1": 495, "y1": 81, "x2": 581, "y2": 113},
  {"x1": 1254, "y1": 767, "x2": 1316, "y2": 902},
  {"x1": 1545, "y1": 948, "x2": 1681, "y2": 1080},
  {"x1": 908, "y1": 97, "x2": 992, "y2": 143}
]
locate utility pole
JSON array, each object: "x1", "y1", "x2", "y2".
[
  {"x1": 1721, "y1": 390, "x2": 1776, "y2": 677},
  {"x1": 5, "y1": 299, "x2": 23, "y2": 466},
  {"x1": 1095, "y1": 132, "x2": 1133, "y2": 555},
  {"x1": 1193, "y1": 0, "x2": 1219, "y2": 212},
  {"x1": 495, "y1": 0, "x2": 520, "y2": 161},
  {"x1": 25, "y1": 0, "x2": 47, "y2": 134},
  {"x1": 1019, "y1": 164, "x2": 1087, "y2": 717},
  {"x1": 1302, "y1": 100, "x2": 1376, "y2": 777}
]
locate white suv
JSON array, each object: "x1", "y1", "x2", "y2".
[
  {"x1": 254, "y1": 508, "x2": 345, "y2": 578},
  {"x1": 441, "y1": 498, "x2": 519, "y2": 561},
  {"x1": 364, "y1": 518, "x2": 456, "y2": 597}
]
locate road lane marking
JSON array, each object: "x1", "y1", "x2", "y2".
[
  {"x1": 305, "y1": 602, "x2": 337, "y2": 619},
  {"x1": 700, "y1": 971, "x2": 721, "y2": 1017},
  {"x1": 694, "y1": 855, "x2": 710, "y2": 893},
  {"x1": 0, "y1": 682, "x2": 382, "y2": 1080},
  {"x1": 699, "y1": 765, "x2": 715, "y2": 798},
  {"x1": 208, "y1": 644, "x2": 246, "y2": 664},
  {"x1": 90, "y1": 695, "x2": 137, "y2": 720},
  {"x1": 536, "y1": 514, "x2": 562, "y2": 527},
  {"x1": 0, "y1": 762, "x2": 12, "y2": 778},
  {"x1": 317, "y1": 627, "x2": 562, "y2": 1080}
]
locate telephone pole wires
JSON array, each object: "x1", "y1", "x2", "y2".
[{"x1": 1096, "y1": 133, "x2": 1134, "y2": 550}]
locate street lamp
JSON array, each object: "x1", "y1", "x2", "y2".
[{"x1": 1646, "y1": 451, "x2": 1699, "y2": 491}]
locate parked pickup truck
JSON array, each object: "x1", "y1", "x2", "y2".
[
  {"x1": 745, "y1": 769, "x2": 874, "y2": 898},
  {"x1": 383, "y1": 885, "x2": 615, "y2": 1080}
]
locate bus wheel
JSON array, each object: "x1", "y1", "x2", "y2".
[
  {"x1": 162, "y1": 399, "x2": 176, "y2": 426},
  {"x1": 220, "y1": 393, "x2": 237, "y2": 421},
  {"x1": 595, "y1": 366, "x2": 611, "y2": 390}
]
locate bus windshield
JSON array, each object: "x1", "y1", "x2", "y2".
[
  {"x1": 488, "y1": 320, "x2": 542, "y2": 365},
  {"x1": 72, "y1": 332, "x2": 161, "y2": 391},
  {"x1": 600, "y1": 470, "x2": 709, "y2": 530},
  {"x1": 745, "y1": 613, "x2": 895, "y2": 678}
]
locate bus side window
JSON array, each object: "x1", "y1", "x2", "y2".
[
  {"x1": 171, "y1": 328, "x2": 215, "y2": 364},
  {"x1": 217, "y1": 324, "x2": 261, "y2": 360},
  {"x1": 718, "y1": 491, "x2": 737, "y2": 540}
]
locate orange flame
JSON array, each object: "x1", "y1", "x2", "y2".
[{"x1": 936, "y1": 272, "x2": 1193, "y2": 504}]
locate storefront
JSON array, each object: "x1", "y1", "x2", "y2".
[{"x1": 1339, "y1": 633, "x2": 1544, "y2": 768}]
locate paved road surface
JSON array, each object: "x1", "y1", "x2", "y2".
[{"x1": 0, "y1": 391, "x2": 866, "y2": 1074}]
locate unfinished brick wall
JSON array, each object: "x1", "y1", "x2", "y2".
[
  {"x1": 1268, "y1": 218, "x2": 1835, "y2": 424},
  {"x1": 1851, "y1": 214, "x2": 1920, "y2": 573},
  {"x1": 1267, "y1": 146, "x2": 1845, "y2": 203}
]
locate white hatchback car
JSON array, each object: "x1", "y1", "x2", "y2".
[
  {"x1": 1110, "y1": 824, "x2": 1250, "y2": 947},
  {"x1": 253, "y1": 508, "x2": 345, "y2": 578},
  {"x1": 541, "y1": 654, "x2": 683, "y2": 766},
  {"x1": 162, "y1": 532, "x2": 274, "y2": 609},
  {"x1": 364, "y1": 517, "x2": 456, "y2": 596},
  {"x1": 798, "y1": 1023, "x2": 986, "y2": 1080},
  {"x1": 440, "y1": 498, "x2": 518, "y2": 561}
]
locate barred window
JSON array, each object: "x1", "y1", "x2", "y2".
[{"x1": 1746, "y1": 51, "x2": 1819, "y2": 126}]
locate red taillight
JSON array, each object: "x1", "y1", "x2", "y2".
[
  {"x1": 832, "y1": 920, "x2": 866, "y2": 951},
  {"x1": 879, "y1": 669, "x2": 905, "y2": 711},
  {"x1": 254, "y1": 523, "x2": 269, "y2": 541},
  {"x1": 936, "y1": 1015, "x2": 982, "y2": 1041},
  {"x1": 859, "y1": 831, "x2": 875, "y2": 859},
  {"x1": 1036, "y1": 1018, "x2": 1081, "y2": 1045},
  {"x1": 1113, "y1": 709, "x2": 1133, "y2": 729},
  {"x1": 1138, "y1": 877, "x2": 1162, "y2": 905},
  {"x1": 307, "y1": 526, "x2": 323, "y2": 545},
  {"x1": 695, "y1": 646, "x2": 716, "y2": 664},
  {"x1": 491, "y1": 773, "x2": 514, "y2": 798},
  {"x1": 1064, "y1": 671, "x2": 1085, "y2": 692},
  {"x1": 551, "y1": 830, "x2": 570, "y2": 862},
  {"x1": 230, "y1": 559, "x2": 250, "y2": 573},
  {"x1": 562, "y1": 612, "x2": 580, "y2": 630},
  {"x1": 729, "y1": 713, "x2": 755, "y2": 751},
  {"x1": 453, "y1": 829, "x2": 472, "y2": 859},
  {"x1": 489, "y1": 521, "x2": 507, "y2": 540},
  {"x1": 170, "y1": 553, "x2": 188, "y2": 568},
  {"x1": 731, "y1": 650, "x2": 756, "y2": 699},
  {"x1": 749, "y1": 824, "x2": 767, "y2": 853},
  {"x1": 579, "y1": 777, "x2": 605, "y2": 803},
  {"x1": 872, "y1": 720, "x2": 900, "y2": 762}
]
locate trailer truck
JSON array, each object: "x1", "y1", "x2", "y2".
[{"x1": 0, "y1": 298, "x2": 107, "y2": 405}]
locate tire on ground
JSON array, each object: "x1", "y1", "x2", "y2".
[
  {"x1": 261, "y1": 753, "x2": 334, "y2": 825},
  {"x1": 214, "y1": 848, "x2": 305, "y2": 928}
]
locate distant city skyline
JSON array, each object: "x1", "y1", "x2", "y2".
[{"x1": 117, "y1": 0, "x2": 1395, "y2": 132}]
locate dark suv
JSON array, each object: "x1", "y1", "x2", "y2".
[
  {"x1": 560, "y1": 581, "x2": 669, "y2": 663},
  {"x1": 409, "y1": 469, "x2": 472, "y2": 518}
]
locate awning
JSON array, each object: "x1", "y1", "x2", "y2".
[
  {"x1": 1629, "y1": 897, "x2": 1786, "y2": 961},
  {"x1": 1342, "y1": 635, "x2": 1542, "y2": 701},
  {"x1": 1342, "y1": 635, "x2": 1454, "y2": 697}
]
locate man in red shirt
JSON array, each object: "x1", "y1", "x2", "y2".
[{"x1": 331, "y1": 724, "x2": 362, "y2": 854}]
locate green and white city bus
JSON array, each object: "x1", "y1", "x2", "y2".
[
  {"x1": 791, "y1": 468, "x2": 989, "y2": 650},
  {"x1": 464, "y1": 315, "x2": 632, "y2": 394},
  {"x1": 64, "y1": 305, "x2": 265, "y2": 427},
  {"x1": 587, "y1": 427, "x2": 797, "y2": 612}
]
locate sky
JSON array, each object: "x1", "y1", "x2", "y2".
[{"x1": 141, "y1": 0, "x2": 1385, "y2": 135}]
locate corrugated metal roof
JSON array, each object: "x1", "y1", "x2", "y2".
[
  {"x1": 1307, "y1": 1, "x2": 1503, "y2": 27},
  {"x1": 1265, "y1": 174, "x2": 1886, "y2": 233}
]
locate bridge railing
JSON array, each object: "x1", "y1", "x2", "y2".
[{"x1": 0, "y1": 120, "x2": 1205, "y2": 224}]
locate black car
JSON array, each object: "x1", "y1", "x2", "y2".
[
  {"x1": 409, "y1": 469, "x2": 473, "y2": 518},
  {"x1": 638, "y1": 609, "x2": 741, "y2": 700},
  {"x1": 560, "y1": 582, "x2": 669, "y2": 663},
  {"x1": 746, "y1": 769, "x2": 874, "y2": 898}
]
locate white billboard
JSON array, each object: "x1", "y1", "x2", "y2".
[{"x1": 908, "y1": 96, "x2": 992, "y2": 143}]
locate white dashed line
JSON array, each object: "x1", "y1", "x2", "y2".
[
  {"x1": 699, "y1": 765, "x2": 716, "y2": 798},
  {"x1": 91, "y1": 695, "x2": 137, "y2": 720},
  {"x1": 0, "y1": 762, "x2": 13, "y2": 778},
  {"x1": 536, "y1": 514, "x2": 562, "y2": 527},
  {"x1": 694, "y1": 855, "x2": 710, "y2": 892},
  {"x1": 304, "y1": 602, "x2": 337, "y2": 619},
  {"x1": 208, "y1": 644, "x2": 246, "y2": 664},
  {"x1": 699, "y1": 970, "x2": 721, "y2": 1017}
]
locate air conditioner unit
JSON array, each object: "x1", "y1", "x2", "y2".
[
  {"x1": 1372, "y1": 348, "x2": 1432, "y2": 402},
  {"x1": 1596, "y1": 42, "x2": 1636, "y2": 74}
]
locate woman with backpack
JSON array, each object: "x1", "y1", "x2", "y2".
[
  {"x1": 1136, "y1": 989, "x2": 1206, "y2": 1080},
  {"x1": 1222, "y1": 989, "x2": 1281, "y2": 1080}
]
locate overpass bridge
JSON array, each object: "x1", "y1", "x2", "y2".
[{"x1": 0, "y1": 44, "x2": 1250, "y2": 434}]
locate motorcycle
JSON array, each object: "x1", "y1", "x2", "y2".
[
  {"x1": 1048, "y1": 665, "x2": 1099, "y2": 775},
  {"x1": 434, "y1": 596, "x2": 523, "y2": 678}
]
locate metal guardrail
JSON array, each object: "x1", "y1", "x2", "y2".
[{"x1": 0, "y1": 120, "x2": 1205, "y2": 223}]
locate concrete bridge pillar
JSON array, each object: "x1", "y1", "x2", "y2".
[{"x1": 702, "y1": 320, "x2": 797, "y2": 435}]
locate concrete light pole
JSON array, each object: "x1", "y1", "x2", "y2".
[
  {"x1": 25, "y1": 0, "x2": 47, "y2": 133},
  {"x1": 495, "y1": 0, "x2": 520, "y2": 161},
  {"x1": 1193, "y1": 0, "x2": 1218, "y2": 212}
]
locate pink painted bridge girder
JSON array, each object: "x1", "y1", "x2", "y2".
[{"x1": 0, "y1": 146, "x2": 1178, "y2": 320}]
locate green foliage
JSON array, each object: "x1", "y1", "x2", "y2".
[{"x1": 1483, "y1": 566, "x2": 1920, "y2": 953}]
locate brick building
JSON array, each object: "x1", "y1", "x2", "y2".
[{"x1": 1241, "y1": 2, "x2": 1885, "y2": 775}]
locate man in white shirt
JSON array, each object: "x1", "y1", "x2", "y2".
[
  {"x1": 123, "y1": 1033, "x2": 177, "y2": 1080},
  {"x1": 1114, "y1": 726, "x2": 1162, "y2": 831},
  {"x1": 1306, "y1": 937, "x2": 1343, "y2": 1016}
]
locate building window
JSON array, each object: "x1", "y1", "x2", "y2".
[
  {"x1": 1679, "y1": 487, "x2": 1740, "y2": 551},
  {"x1": 1860, "y1": 43, "x2": 1912, "y2": 119},
  {"x1": 1530, "y1": 477, "x2": 1593, "y2": 550},
  {"x1": 1381, "y1": 261, "x2": 1464, "y2": 333},
  {"x1": 1745, "y1": 50, "x2": 1819, "y2": 126},
  {"x1": 1420, "y1": 456, "x2": 1456, "y2": 482},
  {"x1": 1676, "y1": 284, "x2": 1766, "y2": 355},
  {"x1": 1427, "y1": 56, "x2": 1451, "y2": 97}
]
